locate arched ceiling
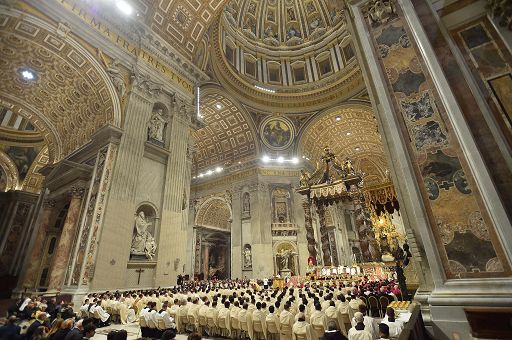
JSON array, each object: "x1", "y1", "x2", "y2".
[
  {"x1": 299, "y1": 104, "x2": 390, "y2": 186},
  {"x1": 193, "y1": 92, "x2": 257, "y2": 173},
  {"x1": 0, "y1": 13, "x2": 120, "y2": 163},
  {"x1": 134, "y1": 0, "x2": 227, "y2": 60}
]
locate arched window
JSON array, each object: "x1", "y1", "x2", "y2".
[{"x1": 48, "y1": 237, "x2": 57, "y2": 255}]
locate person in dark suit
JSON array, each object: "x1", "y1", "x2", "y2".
[
  {"x1": 321, "y1": 320, "x2": 348, "y2": 340},
  {"x1": 25, "y1": 312, "x2": 48, "y2": 340},
  {"x1": 0, "y1": 316, "x2": 21, "y2": 340}
]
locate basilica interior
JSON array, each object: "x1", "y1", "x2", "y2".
[{"x1": 0, "y1": 0, "x2": 511, "y2": 339}]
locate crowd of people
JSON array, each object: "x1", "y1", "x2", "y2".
[{"x1": 0, "y1": 276, "x2": 408, "y2": 340}]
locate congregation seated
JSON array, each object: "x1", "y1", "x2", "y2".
[{"x1": 0, "y1": 316, "x2": 22, "y2": 340}]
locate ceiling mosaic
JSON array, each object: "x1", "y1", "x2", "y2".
[
  {"x1": 0, "y1": 13, "x2": 119, "y2": 163},
  {"x1": 192, "y1": 92, "x2": 257, "y2": 173},
  {"x1": 299, "y1": 104, "x2": 390, "y2": 186}
]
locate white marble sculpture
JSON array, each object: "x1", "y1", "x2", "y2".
[
  {"x1": 130, "y1": 211, "x2": 157, "y2": 260},
  {"x1": 147, "y1": 108, "x2": 167, "y2": 143}
]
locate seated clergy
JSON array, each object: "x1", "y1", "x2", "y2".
[
  {"x1": 310, "y1": 303, "x2": 327, "y2": 339},
  {"x1": 159, "y1": 303, "x2": 176, "y2": 330},
  {"x1": 347, "y1": 313, "x2": 372, "y2": 340},
  {"x1": 292, "y1": 313, "x2": 317, "y2": 340}
]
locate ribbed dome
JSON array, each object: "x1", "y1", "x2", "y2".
[{"x1": 223, "y1": 0, "x2": 345, "y2": 49}]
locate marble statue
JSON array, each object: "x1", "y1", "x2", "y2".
[
  {"x1": 243, "y1": 245, "x2": 252, "y2": 268},
  {"x1": 106, "y1": 59, "x2": 126, "y2": 99},
  {"x1": 130, "y1": 211, "x2": 157, "y2": 260},
  {"x1": 243, "y1": 192, "x2": 250, "y2": 213},
  {"x1": 147, "y1": 108, "x2": 167, "y2": 143}
]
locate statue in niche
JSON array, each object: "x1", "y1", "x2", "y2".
[
  {"x1": 263, "y1": 26, "x2": 279, "y2": 46},
  {"x1": 277, "y1": 249, "x2": 297, "y2": 271},
  {"x1": 243, "y1": 244, "x2": 252, "y2": 269},
  {"x1": 147, "y1": 108, "x2": 167, "y2": 145},
  {"x1": 130, "y1": 211, "x2": 157, "y2": 260},
  {"x1": 242, "y1": 192, "x2": 250, "y2": 214}
]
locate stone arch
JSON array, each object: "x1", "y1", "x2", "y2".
[
  {"x1": 297, "y1": 103, "x2": 389, "y2": 186},
  {"x1": 0, "y1": 150, "x2": 19, "y2": 192},
  {"x1": 0, "y1": 9, "x2": 122, "y2": 163},
  {"x1": 195, "y1": 196, "x2": 233, "y2": 230},
  {"x1": 193, "y1": 84, "x2": 260, "y2": 172}
]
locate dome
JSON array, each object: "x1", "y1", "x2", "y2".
[
  {"x1": 212, "y1": 0, "x2": 364, "y2": 113},
  {"x1": 223, "y1": 0, "x2": 345, "y2": 49}
]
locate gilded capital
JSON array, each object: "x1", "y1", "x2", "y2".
[{"x1": 43, "y1": 199, "x2": 57, "y2": 208}]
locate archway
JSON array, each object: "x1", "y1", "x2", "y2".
[{"x1": 194, "y1": 196, "x2": 232, "y2": 279}]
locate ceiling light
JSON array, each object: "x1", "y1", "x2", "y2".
[
  {"x1": 116, "y1": 0, "x2": 133, "y2": 15},
  {"x1": 238, "y1": 161, "x2": 242, "y2": 164},
  {"x1": 262, "y1": 155, "x2": 270, "y2": 163},
  {"x1": 291, "y1": 157, "x2": 299, "y2": 164},
  {"x1": 215, "y1": 103, "x2": 223, "y2": 110},
  {"x1": 355, "y1": 147, "x2": 361, "y2": 151},
  {"x1": 346, "y1": 132, "x2": 351, "y2": 136},
  {"x1": 215, "y1": 167, "x2": 223, "y2": 173},
  {"x1": 18, "y1": 67, "x2": 37, "y2": 81},
  {"x1": 277, "y1": 156, "x2": 284, "y2": 163},
  {"x1": 302, "y1": 156, "x2": 305, "y2": 159},
  {"x1": 255, "y1": 85, "x2": 276, "y2": 93},
  {"x1": 206, "y1": 170, "x2": 213, "y2": 175},
  {"x1": 198, "y1": 173, "x2": 204, "y2": 178},
  {"x1": 335, "y1": 116, "x2": 341, "y2": 121}
]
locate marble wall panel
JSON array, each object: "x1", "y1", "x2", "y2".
[{"x1": 362, "y1": 1, "x2": 510, "y2": 278}]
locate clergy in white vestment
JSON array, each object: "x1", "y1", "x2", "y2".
[
  {"x1": 350, "y1": 305, "x2": 377, "y2": 339},
  {"x1": 217, "y1": 301, "x2": 231, "y2": 337},
  {"x1": 380, "y1": 308, "x2": 404, "y2": 338},
  {"x1": 265, "y1": 305, "x2": 280, "y2": 340},
  {"x1": 348, "y1": 312, "x2": 373, "y2": 340},
  {"x1": 310, "y1": 304, "x2": 327, "y2": 339},
  {"x1": 91, "y1": 300, "x2": 110, "y2": 323},
  {"x1": 250, "y1": 302, "x2": 267, "y2": 340},
  {"x1": 279, "y1": 302, "x2": 295, "y2": 340},
  {"x1": 292, "y1": 313, "x2": 317, "y2": 340},
  {"x1": 159, "y1": 303, "x2": 176, "y2": 330}
]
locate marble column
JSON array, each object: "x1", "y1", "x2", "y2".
[
  {"x1": 316, "y1": 204, "x2": 331, "y2": 266},
  {"x1": 302, "y1": 199, "x2": 317, "y2": 260},
  {"x1": 22, "y1": 199, "x2": 56, "y2": 289},
  {"x1": 203, "y1": 242, "x2": 211, "y2": 278},
  {"x1": 47, "y1": 186, "x2": 85, "y2": 292}
]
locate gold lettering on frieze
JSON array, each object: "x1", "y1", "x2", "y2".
[{"x1": 57, "y1": 0, "x2": 194, "y2": 93}]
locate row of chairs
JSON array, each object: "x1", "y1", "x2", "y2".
[
  {"x1": 359, "y1": 295, "x2": 395, "y2": 318},
  {"x1": 140, "y1": 313, "x2": 175, "y2": 338}
]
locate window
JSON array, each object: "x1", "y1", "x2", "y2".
[
  {"x1": 225, "y1": 45, "x2": 235, "y2": 65},
  {"x1": 245, "y1": 59, "x2": 257, "y2": 78},
  {"x1": 39, "y1": 268, "x2": 49, "y2": 287},
  {"x1": 293, "y1": 65, "x2": 306, "y2": 82},
  {"x1": 318, "y1": 58, "x2": 332, "y2": 77},
  {"x1": 54, "y1": 204, "x2": 69, "y2": 230},
  {"x1": 268, "y1": 65, "x2": 281, "y2": 83}
]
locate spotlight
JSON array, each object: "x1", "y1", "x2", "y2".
[
  {"x1": 206, "y1": 170, "x2": 213, "y2": 175},
  {"x1": 346, "y1": 132, "x2": 351, "y2": 136},
  {"x1": 355, "y1": 147, "x2": 360, "y2": 151},
  {"x1": 18, "y1": 67, "x2": 37, "y2": 81},
  {"x1": 335, "y1": 116, "x2": 341, "y2": 121},
  {"x1": 291, "y1": 157, "x2": 299, "y2": 164},
  {"x1": 215, "y1": 103, "x2": 223, "y2": 110},
  {"x1": 215, "y1": 167, "x2": 223, "y2": 173},
  {"x1": 262, "y1": 155, "x2": 270, "y2": 163},
  {"x1": 116, "y1": 0, "x2": 133, "y2": 15},
  {"x1": 277, "y1": 156, "x2": 284, "y2": 163}
]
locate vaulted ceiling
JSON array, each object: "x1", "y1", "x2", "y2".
[
  {"x1": 299, "y1": 104, "x2": 390, "y2": 186},
  {"x1": 192, "y1": 92, "x2": 257, "y2": 173},
  {"x1": 0, "y1": 12, "x2": 120, "y2": 163}
]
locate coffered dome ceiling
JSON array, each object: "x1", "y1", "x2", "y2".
[{"x1": 211, "y1": 0, "x2": 364, "y2": 113}]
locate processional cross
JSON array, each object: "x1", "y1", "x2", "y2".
[{"x1": 135, "y1": 268, "x2": 145, "y2": 285}]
